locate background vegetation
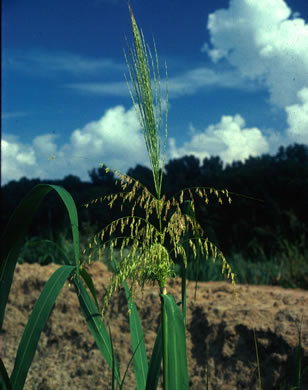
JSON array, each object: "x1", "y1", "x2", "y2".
[{"x1": 1, "y1": 143, "x2": 307, "y2": 289}]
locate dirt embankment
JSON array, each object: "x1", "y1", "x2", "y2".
[{"x1": 2, "y1": 261, "x2": 308, "y2": 389}]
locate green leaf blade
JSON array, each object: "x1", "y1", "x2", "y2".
[
  {"x1": 161, "y1": 294, "x2": 189, "y2": 390},
  {"x1": 145, "y1": 323, "x2": 162, "y2": 390},
  {"x1": 0, "y1": 357, "x2": 12, "y2": 390},
  {"x1": 123, "y1": 281, "x2": 148, "y2": 390},
  {"x1": 72, "y1": 277, "x2": 121, "y2": 385},
  {"x1": 10, "y1": 265, "x2": 75, "y2": 390},
  {"x1": 0, "y1": 184, "x2": 80, "y2": 332}
]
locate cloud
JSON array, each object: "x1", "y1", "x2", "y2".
[
  {"x1": 2, "y1": 112, "x2": 29, "y2": 120},
  {"x1": 285, "y1": 87, "x2": 308, "y2": 144},
  {"x1": 2, "y1": 109, "x2": 271, "y2": 185},
  {"x1": 168, "y1": 0, "x2": 308, "y2": 166},
  {"x1": 168, "y1": 114, "x2": 269, "y2": 165},
  {"x1": 167, "y1": 67, "x2": 259, "y2": 98},
  {"x1": 1, "y1": 138, "x2": 39, "y2": 182},
  {"x1": 171, "y1": 0, "x2": 308, "y2": 163},
  {"x1": 1, "y1": 106, "x2": 149, "y2": 185},
  {"x1": 3, "y1": 0, "x2": 307, "y2": 186},
  {"x1": 67, "y1": 81, "x2": 130, "y2": 96},
  {"x1": 67, "y1": 105, "x2": 147, "y2": 169},
  {"x1": 202, "y1": 0, "x2": 308, "y2": 108},
  {"x1": 67, "y1": 65, "x2": 260, "y2": 98},
  {"x1": 4, "y1": 50, "x2": 125, "y2": 76}
]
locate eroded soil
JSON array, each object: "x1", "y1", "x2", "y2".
[{"x1": 2, "y1": 261, "x2": 308, "y2": 389}]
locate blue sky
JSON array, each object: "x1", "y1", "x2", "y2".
[{"x1": 2, "y1": 0, "x2": 308, "y2": 185}]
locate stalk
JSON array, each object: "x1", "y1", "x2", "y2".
[
  {"x1": 253, "y1": 328, "x2": 262, "y2": 390},
  {"x1": 181, "y1": 200, "x2": 192, "y2": 326},
  {"x1": 181, "y1": 263, "x2": 187, "y2": 326},
  {"x1": 161, "y1": 286, "x2": 168, "y2": 390}
]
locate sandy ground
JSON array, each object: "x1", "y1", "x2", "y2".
[{"x1": 1, "y1": 261, "x2": 308, "y2": 389}]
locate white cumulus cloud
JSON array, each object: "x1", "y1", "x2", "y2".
[
  {"x1": 1, "y1": 137, "x2": 39, "y2": 182},
  {"x1": 285, "y1": 87, "x2": 308, "y2": 144},
  {"x1": 67, "y1": 105, "x2": 147, "y2": 170},
  {"x1": 162, "y1": 0, "x2": 308, "y2": 164},
  {"x1": 202, "y1": 0, "x2": 308, "y2": 108},
  {"x1": 169, "y1": 114, "x2": 269, "y2": 165},
  {"x1": 1, "y1": 106, "x2": 149, "y2": 185},
  {"x1": 168, "y1": 0, "x2": 307, "y2": 163}
]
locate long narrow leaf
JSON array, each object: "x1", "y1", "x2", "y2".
[
  {"x1": 0, "y1": 357, "x2": 12, "y2": 390},
  {"x1": 72, "y1": 277, "x2": 121, "y2": 385},
  {"x1": 108, "y1": 327, "x2": 116, "y2": 390},
  {"x1": 162, "y1": 296, "x2": 168, "y2": 389},
  {"x1": 0, "y1": 184, "x2": 80, "y2": 331},
  {"x1": 120, "y1": 332, "x2": 146, "y2": 389},
  {"x1": 123, "y1": 281, "x2": 148, "y2": 390},
  {"x1": 10, "y1": 265, "x2": 75, "y2": 390},
  {"x1": 293, "y1": 317, "x2": 303, "y2": 389},
  {"x1": 253, "y1": 328, "x2": 262, "y2": 390},
  {"x1": 146, "y1": 323, "x2": 162, "y2": 390},
  {"x1": 161, "y1": 294, "x2": 188, "y2": 390},
  {"x1": 80, "y1": 267, "x2": 100, "y2": 311}
]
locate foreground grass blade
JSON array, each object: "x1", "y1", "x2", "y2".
[
  {"x1": 0, "y1": 357, "x2": 12, "y2": 390},
  {"x1": 108, "y1": 327, "x2": 116, "y2": 390},
  {"x1": 161, "y1": 294, "x2": 189, "y2": 390},
  {"x1": 72, "y1": 277, "x2": 121, "y2": 385},
  {"x1": 10, "y1": 265, "x2": 75, "y2": 390},
  {"x1": 121, "y1": 333, "x2": 149, "y2": 389},
  {"x1": 253, "y1": 328, "x2": 262, "y2": 390},
  {"x1": 123, "y1": 281, "x2": 149, "y2": 390},
  {"x1": 80, "y1": 267, "x2": 100, "y2": 311},
  {"x1": 292, "y1": 317, "x2": 303, "y2": 390},
  {"x1": 146, "y1": 323, "x2": 162, "y2": 390},
  {"x1": 0, "y1": 184, "x2": 80, "y2": 331}
]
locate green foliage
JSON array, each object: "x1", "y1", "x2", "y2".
[
  {"x1": 0, "y1": 184, "x2": 80, "y2": 329},
  {"x1": 0, "y1": 184, "x2": 122, "y2": 389},
  {"x1": 0, "y1": 184, "x2": 81, "y2": 388},
  {"x1": 10, "y1": 266, "x2": 75, "y2": 390},
  {"x1": 17, "y1": 235, "x2": 75, "y2": 266},
  {"x1": 174, "y1": 244, "x2": 308, "y2": 290},
  {"x1": 82, "y1": 169, "x2": 235, "y2": 318},
  {"x1": 161, "y1": 294, "x2": 189, "y2": 389},
  {"x1": 123, "y1": 280, "x2": 149, "y2": 389}
]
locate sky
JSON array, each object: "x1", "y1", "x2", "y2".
[{"x1": 2, "y1": 0, "x2": 308, "y2": 185}]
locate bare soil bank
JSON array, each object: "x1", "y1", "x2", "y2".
[{"x1": 2, "y1": 261, "x2": 308, "y2": 389}]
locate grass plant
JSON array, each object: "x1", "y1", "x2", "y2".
[
  {"x1": 0, "y1": 4, "x2": 306, "y2": 390},
  {"x1": 80, "y1": 5, "x2": 235, "y2": 387}
]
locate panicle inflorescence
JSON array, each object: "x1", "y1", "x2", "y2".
[{"x1": 82, "y1": 167, "x2": 237, "y2": 317}]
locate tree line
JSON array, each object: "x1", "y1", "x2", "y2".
[{"x1": 1, "y1": 143, "x2": 307, "y2": 262}]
